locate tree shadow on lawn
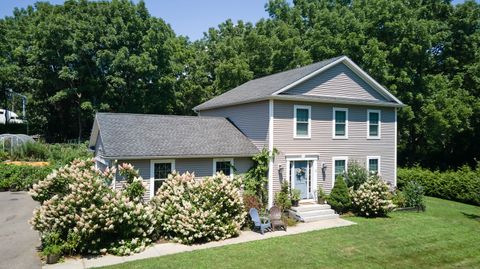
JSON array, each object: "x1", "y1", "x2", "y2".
[{"x1": 462, "y1": 212, "x2": 480, "y2": 221}]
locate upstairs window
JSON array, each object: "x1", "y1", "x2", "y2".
[
  {"x1": 294, "y1": 105, "x2": 311, "y2": 138},
  {"x1": 368, "y1": 110, "x2": 381, "y2": 139},
  {"x1": 367, "y1": 156, "x2": 380, "y2": 175},
  {"x1": 333, "y1": 108, "x2": 348, "y2": 139}
]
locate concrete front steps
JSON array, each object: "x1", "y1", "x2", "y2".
[{"x1": 288, "y1": 201, "x2": 339, "y2": 223}]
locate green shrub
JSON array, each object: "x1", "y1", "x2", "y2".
[
  {"x1": 152, "y1": 172, "x2": 246, "y2": 245},
  {"x1": 4, "y1": 142, "x2": 91, "y2": 165},
  {"x1": 274, "y1": 181, "x2": 292, "y2": 211},
  {"x1": 398, "y1": 165, "x2": 480, "y2": 205},
  {"x1": 403, "y1": 181, "x2": 426, "y2": 211},
  {"x1": 0, "y1": 164, "x2": 52, "y2": 191},
  {"x1": 9, "y1": 142, "x2": 50, "y2": 161},
  {"x1": 317, "y1": 188, "x2": 327, "y2": 204},
  {"x1": 350, "y1": 176, "x2": 395, "y2": 217},
  {"x1": 244, "y1": 148, "x2": 278, "y2": 206},
  {"x1": 345, "y1": 160, "x2": 368, "y2": 190},
  {"x1": 327, "y1": 177, "x2": 351, "y2": 214},
  {"x1": 391, "y1": 190, "x2": 406, "y2": 208},
  {"x1": 30, "y1": 159, "x2": 155, "y2": 256}
]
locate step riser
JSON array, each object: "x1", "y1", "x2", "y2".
[
  {"x1": 294, "y1": 209, "x2": 336, "y2": 218},
  {"x1": 288, "y1": 210, "x2": 339, "y2": 222},
  {"x1": 291, "y1": 205, "x2": 331, "y2": 213},
  {"x1": 303, "y1": 214, "x2": 339, "y2": 222}
]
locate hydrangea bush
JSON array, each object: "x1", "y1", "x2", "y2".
[
  {"x1": 152, "y1": 172, "x2": 246, "y2": 244},
  {"x1": 30, "y1": 160, "x2": 156, "y2": 256},
  {"x1": 350, "y1": 176, "x2": 395, "y2": 217}
]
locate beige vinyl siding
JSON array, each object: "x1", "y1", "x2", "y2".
[
  {"x1": 283, "y1": 63, "x2": 389, "y2": 102},
  {"x1": 198, "y1": 101, "x2": 269, "y2": 150},
  {"x1": 272, "y1": 100, "x2": 395, "y2": 195},
  {"x1": 95, "y1": 135, "x2": 104, "y2": 157}
]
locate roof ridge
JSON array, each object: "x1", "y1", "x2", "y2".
[{"x1": 96, "y1": 112, "x2": 227, "y2": 120}]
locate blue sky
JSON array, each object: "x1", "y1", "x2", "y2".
[{"x1": 0, "y1": 0, "x2": 474, "y2": 40}]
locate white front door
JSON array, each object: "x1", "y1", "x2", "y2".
[{"x1": 288, "y1": 159, "x2": 317, "y2": 200}]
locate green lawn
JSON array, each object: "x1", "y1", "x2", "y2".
[{"x1": 101, "y1": 197, "x2": 480, "y2": 269}]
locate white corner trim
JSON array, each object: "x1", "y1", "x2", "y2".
[
  {"x1": 268, "y1": 99, "x2": 274, "y2": 208},
  {"x1": 366, "y1": 156, "x2": 381, "y2": 174},
  {"x1": 293, "y1": 104, "x2": 311, "y2": 139},
  {"x1": 332, "y1": 156, "x2": 348, "y2": 187},
  {"x1": 367, "y1": 109, "x2": 382, "y2": 139},
  {"x1": 271, "y1": 56, "x2": 346, "y2": 96},
  {"x1": 332, "y1": 107, "x2": 348, "y2": 139},
  {"x1": 212, "y1": 158, "x2": 234, "y2": 179},
  {"x1": 150, "y1": 159, "x2": 175, "y2": 198},
  {"x1": 394, "y1": 108, "x2": 398, "y2": 187}
]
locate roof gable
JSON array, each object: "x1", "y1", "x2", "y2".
[
  {"x1": 194, "y1": 56, "x2": 403, "y2": 111},
  {"x1": 282, "y1": 62, "x2": 389, "y2": 102}
]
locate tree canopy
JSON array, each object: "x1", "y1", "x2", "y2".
[{"x1": 0, "y1": 0, "x2": 479, "y2": 169}]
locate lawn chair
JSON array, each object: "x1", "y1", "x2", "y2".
[
  {"x1": 249, "y1": 208, "x2": 271, "y2": 234},
  {"x1": 269, "y1": 206, "x2": 287, "y2": 231}
]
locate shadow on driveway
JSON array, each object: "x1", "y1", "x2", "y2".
[{"x1": 0, "y1": 191, "x2": 41, "y2": 269}]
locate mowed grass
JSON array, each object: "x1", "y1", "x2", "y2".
[{"x1": 101, "y1": 197, "x2": 480, "y2": 269}]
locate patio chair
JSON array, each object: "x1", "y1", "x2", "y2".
[
  {"x1": 269, "y1": 206, "x2": 287, "y2": 231},
  {"x1": 249, "y1": 208, "x2": 271, "y2": 234}
]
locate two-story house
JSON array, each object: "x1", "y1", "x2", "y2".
[{"x1": 89, "y1": 56, "x2": 404, "y2": 211}]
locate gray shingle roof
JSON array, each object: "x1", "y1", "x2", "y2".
[
  {"x1": 194, "y1": 56, "x2": 344, "y2": 111},
  {"x1": 95, "y1": 113, "x2": 259, "y2": 158}
]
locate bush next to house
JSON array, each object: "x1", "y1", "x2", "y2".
[
  {"x1": 344, "y1": 160, "x2": 369, "y2": 190},
  {"x1": 0, "y1": 163, "x2": 53, "y2": 191},
  {"x1": 350, "y1": 176, "x2": 395, "y2": 217},
  {"x1": 327, "y1": 177, "x2": 351, "y2": 214},
  {"x1": 398, "y1": 165, "x2": 480, "y2": 206},
  {"x1": 402, "y1": 180, "x2": 426, "y2": 211},
  {"x1": 30, "y1": 160, "x2": 156, "y2": 256},
  {"x1": 152, "y1": 172, "x2": 246, "y2": 245}
]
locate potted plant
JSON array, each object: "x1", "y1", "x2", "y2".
[
  {"x1": 317, "y1": 188, "x2": 327, "y2": 204},
  {"x1": 291, "y1": 189, "x2": 301, "y2": 207},
  {"x1": 43, "y1": 244, "x2": 62, "y2": 264}
]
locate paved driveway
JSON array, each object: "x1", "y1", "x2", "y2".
[{"x1": 0, "y1": 191, "x2": 41, "y2": 269}]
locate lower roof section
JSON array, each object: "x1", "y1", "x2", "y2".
[{"x1": 93, "y1": 113, "x2": 259, "y2": 159}]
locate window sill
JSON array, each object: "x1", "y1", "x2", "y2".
[
  {"x1": 332, "y1": 137, "x2": 348, "y2": 140},
  {"x1": 293, "y1": 136, "x2": 311, "y2": 140}
]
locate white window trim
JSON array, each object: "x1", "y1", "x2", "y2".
[
  {"x1": 213, "y1": 158, "x2": 234, "y2": 179},
  {"x1": 150, "y1": 159, "x2": 175, "y2": 198},
  {"x1": 367, "y1": 109, "x2": 381, "y2": 139},
  {"x1": 293, "y1": 105, "x2": 311, "y2": 139},
  {"x1": 332, "y1": 156, "x2": 348, "y2": 186},
  {"x1": 366, "y1": 156, "x2": 381, "y2": 175},
  {"x1": 332, "y1": 107, "x2": 348, "y2": 139}
]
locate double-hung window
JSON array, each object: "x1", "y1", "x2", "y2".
[
  {"x1": 367, "y1": 156, "x2": 380, "y2": 175},
  {"x1": 367, "y1": 110, "x2": 381, "y2": 139},
  {"x1": 333, "y1": 108, "x2": 348, "y2": 139},
  {"x1": 294, "y1": 105, "x2": 311, "y2": 138},
  {"x1": 213, "y1": 158, "x2": 234, "y2": 178},
  {"x1": 151, "y1": 160, "x2": 174, "y2": 196},
  {"x1": 332, "y1": 157, "x2": 348, "y2": 185}
]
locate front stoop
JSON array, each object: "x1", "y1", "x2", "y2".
[{"x1": 289, "y1": 203, "x2": 339, "y2": 222}]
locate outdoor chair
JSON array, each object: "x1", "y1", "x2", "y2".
[
  {"x1": 269, "y1": 206, "x2": 287, "y2": 231},
  {"x1": 249, "y1": 208, "x2": 271, "y2": 234}
]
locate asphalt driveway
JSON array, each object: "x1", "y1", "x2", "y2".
[{"x1": 0, "y1": 191, "x2": 41, "y2": 269}]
